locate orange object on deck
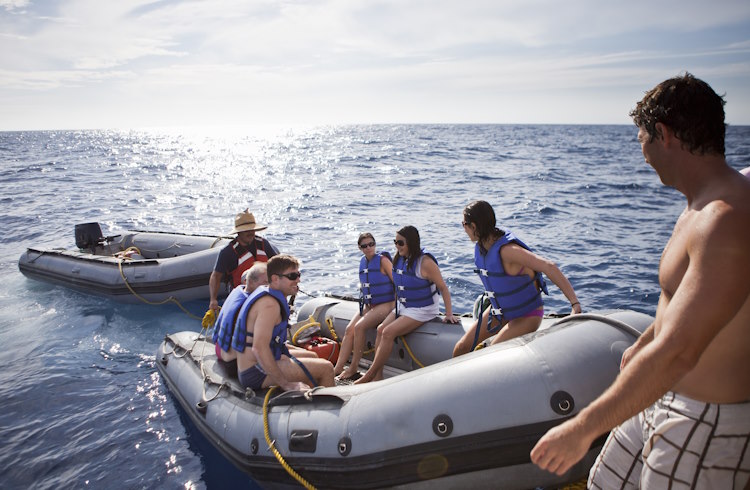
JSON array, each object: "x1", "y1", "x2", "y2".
[{"x1": 302, "y1": 337, "x2": 340, "y2": 363}]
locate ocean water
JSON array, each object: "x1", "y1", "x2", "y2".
[{"x1": 1, "y1": 124, "x2": 748, "y2": 489}]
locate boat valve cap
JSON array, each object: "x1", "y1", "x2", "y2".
[
  {"x1": 338, "y1": 437, "x2": 352, "y2": 456},
  {"x1": 432, "y1": 414, "x2": 453, "y2": 437},
  {"x1": 550, "y1": 391, "x2": 575, "y2": 415}
]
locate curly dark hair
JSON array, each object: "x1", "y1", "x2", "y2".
[{"x1": 630, "y1": 73, "x2": 726, "y2": 156}]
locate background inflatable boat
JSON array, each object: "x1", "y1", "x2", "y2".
[
  {"x1": 157, "y1": 295, "x2": 652, "y2": 489},
  {"x1": 18, "y1": 222, "x2": 231, "y2": 304}
]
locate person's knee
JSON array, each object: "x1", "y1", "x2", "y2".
[
  {"x1": 380, "y1": 325, "x2": 399, "y2": 342},
  {"x1": 314, "y1": 359, "x2": 335, "y2": 384},
  {"x1": 312, "y1": 358, "x2": 334, "y2": 373},
  {"x1": 453, "y1": 338, "x2": 469, "y2": 357},
  {"x1": 354, "y1": 321, "x2": 368, "y2": 334}
]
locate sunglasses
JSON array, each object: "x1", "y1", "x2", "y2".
[
  {"x1": 359, "y1": 242, "x2": 376, "y2": 249},
  {"x1": 393, "y1": 239, "x2": 405, "y2": 246},
  {"x1": 279, "y1": 271, "x2": 302, "y2": 280}
]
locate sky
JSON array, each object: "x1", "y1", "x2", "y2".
[{"x1": 1, "y1": 0, "x2": 749, "y2": 130}]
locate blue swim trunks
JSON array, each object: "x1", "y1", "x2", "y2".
[{"x1": 238, "y1": 364, "x2": 267, "y2": 390}]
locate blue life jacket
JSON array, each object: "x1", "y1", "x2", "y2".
[
  {"x1": 474, "y1": 231, "x2": 548, "y2": 322},
  {"x1": 393, "y1": 250, "x2": 438, "y2": 310},
  {"x1": 212, "y1": 285, "x2": 250, "y2": 351},
  {"x1": 359, "y1": 251, "x2": 395, "y2": 309},
  {"x1": 231, "y1": 286, "x2": 290, "y2": 361}
]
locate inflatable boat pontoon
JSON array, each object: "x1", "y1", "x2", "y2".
[
  {"x1": 18, "y1": 222, "x2": 232, "y2": 304},
  {"x1": 156, "y1": 295, "x2": 652, "y2": 489}
]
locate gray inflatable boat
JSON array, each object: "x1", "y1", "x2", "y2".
[
  {"x1": 18, "y1": 222, "x2": 231, "y2": 304},
  {"x1": 156, "y1": 295, "x2": 652, "y2": 489}
]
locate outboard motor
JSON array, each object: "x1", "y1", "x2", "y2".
[{"x1": 75, "y1": 222, "x2": 104, "y2": 251}]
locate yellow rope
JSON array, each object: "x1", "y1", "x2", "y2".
[
  {"x1": 262, "y1": 387, "x2": 317, "y2": 490},
  {"x1": 292, "y1": 317, "x2": 321, "y2": 345},
  {"x1": 122, "y1": 246, "x2": 142, "y2": 256},
  {"x1": 399, "y1": 335, "x2": 425, "y2": 368},
  {"x1": 117, "y1": 259, "x2": 201, "y2": 320},
  {"x1": 560, "y1": 478, "x2": 587, "y2": 489},
  {"x1": 324, "y1": 317, "x2": 340, "y2": 342}
]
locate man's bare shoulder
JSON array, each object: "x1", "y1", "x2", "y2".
[
  {"x1": 698, "y1": 172, "x2": 750, "y2": 235},
  {"x1": 252, "y1": 294, "x2": 280, "y2": 312},
  {"x1": 693, "y1": 200, "x2": 750, "y2": 261}
]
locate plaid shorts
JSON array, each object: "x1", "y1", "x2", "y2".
[{"x1": 588, "y1": 391, "x2": 750, "y2": 489}]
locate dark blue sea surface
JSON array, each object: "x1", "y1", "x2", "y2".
[{"x1": 1, "y1": 125, "x2": 749, "y2": 489}]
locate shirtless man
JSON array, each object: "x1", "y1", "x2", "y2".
[
  {"x1": 531, "y1": 74, "x2": 750, "y2": 488},
  {"x1": 231, "y1": 254, "x2": 334, "y2": 391}
]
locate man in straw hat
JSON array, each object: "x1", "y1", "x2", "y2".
[{"x1": 208, "y1": 209, "x2": 279, "y2": 312}]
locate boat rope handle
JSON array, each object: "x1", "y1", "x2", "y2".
[
  {"x1": 399, "y1": 335, "x2": 425, "y2": 369},
  {"x1": 263, "y1": 387, "x2": 317, "y2": 490},
  {"x1": 550, "y1": 313, "x2": 643, "y2": 339},
  {"x1": 129, "y1": 237, "x2": 183, "y2": 254},
  {"x1": 291, "y1": 317, "x2": 321, "y2": 345},
  {"x1": 193, "y1": 322, "x2": 229, "y2": 404},
  {"x1": 201, "y1": 376, "x2": 226, "y2": 403},
  {"x1": 171, "y1": 341, "x2": 192, "y2": 359},
  {"x1": 117, "y1": 258, "x2": 201, "y2": 320},
  {"x1": 162, "y1": 337, "x2": 177, "y2": 357}
]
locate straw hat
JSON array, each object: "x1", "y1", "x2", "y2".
[{"x1": 232, "y1": 209, "x2": 268, "y2": 233}]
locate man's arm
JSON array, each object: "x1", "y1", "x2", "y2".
[
  {"x1": 532, "y1": 207, "x2": 750, "y2": 475},
  {"x1": 208, "y1": 271, "x2": 224, "y2": 312},
  {"x1": 620, "y1": 321, "x2": 655, "y2": 371}
]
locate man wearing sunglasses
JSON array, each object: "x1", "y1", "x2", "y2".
[{"x1": 231, "y1": 254, "x2": 335, "y2": 391}]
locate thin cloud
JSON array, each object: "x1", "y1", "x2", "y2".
[{"x1": 1, "y1": 0, "x2": 749, "y2": 128}]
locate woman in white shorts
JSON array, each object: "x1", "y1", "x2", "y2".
[{"x1": 355, "y1": 225, "x2": 459, "y2": 384}]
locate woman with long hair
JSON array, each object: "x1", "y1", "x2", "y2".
[
  {"x1": 453, "y1": 200, "x2": 581, "y2": 357},
  {"x1": 334, "y1": 233, "x2": 395, "y2": 381},
  {"x1": 355, "y1": 225, "x2": 459, "y2": 384}
]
